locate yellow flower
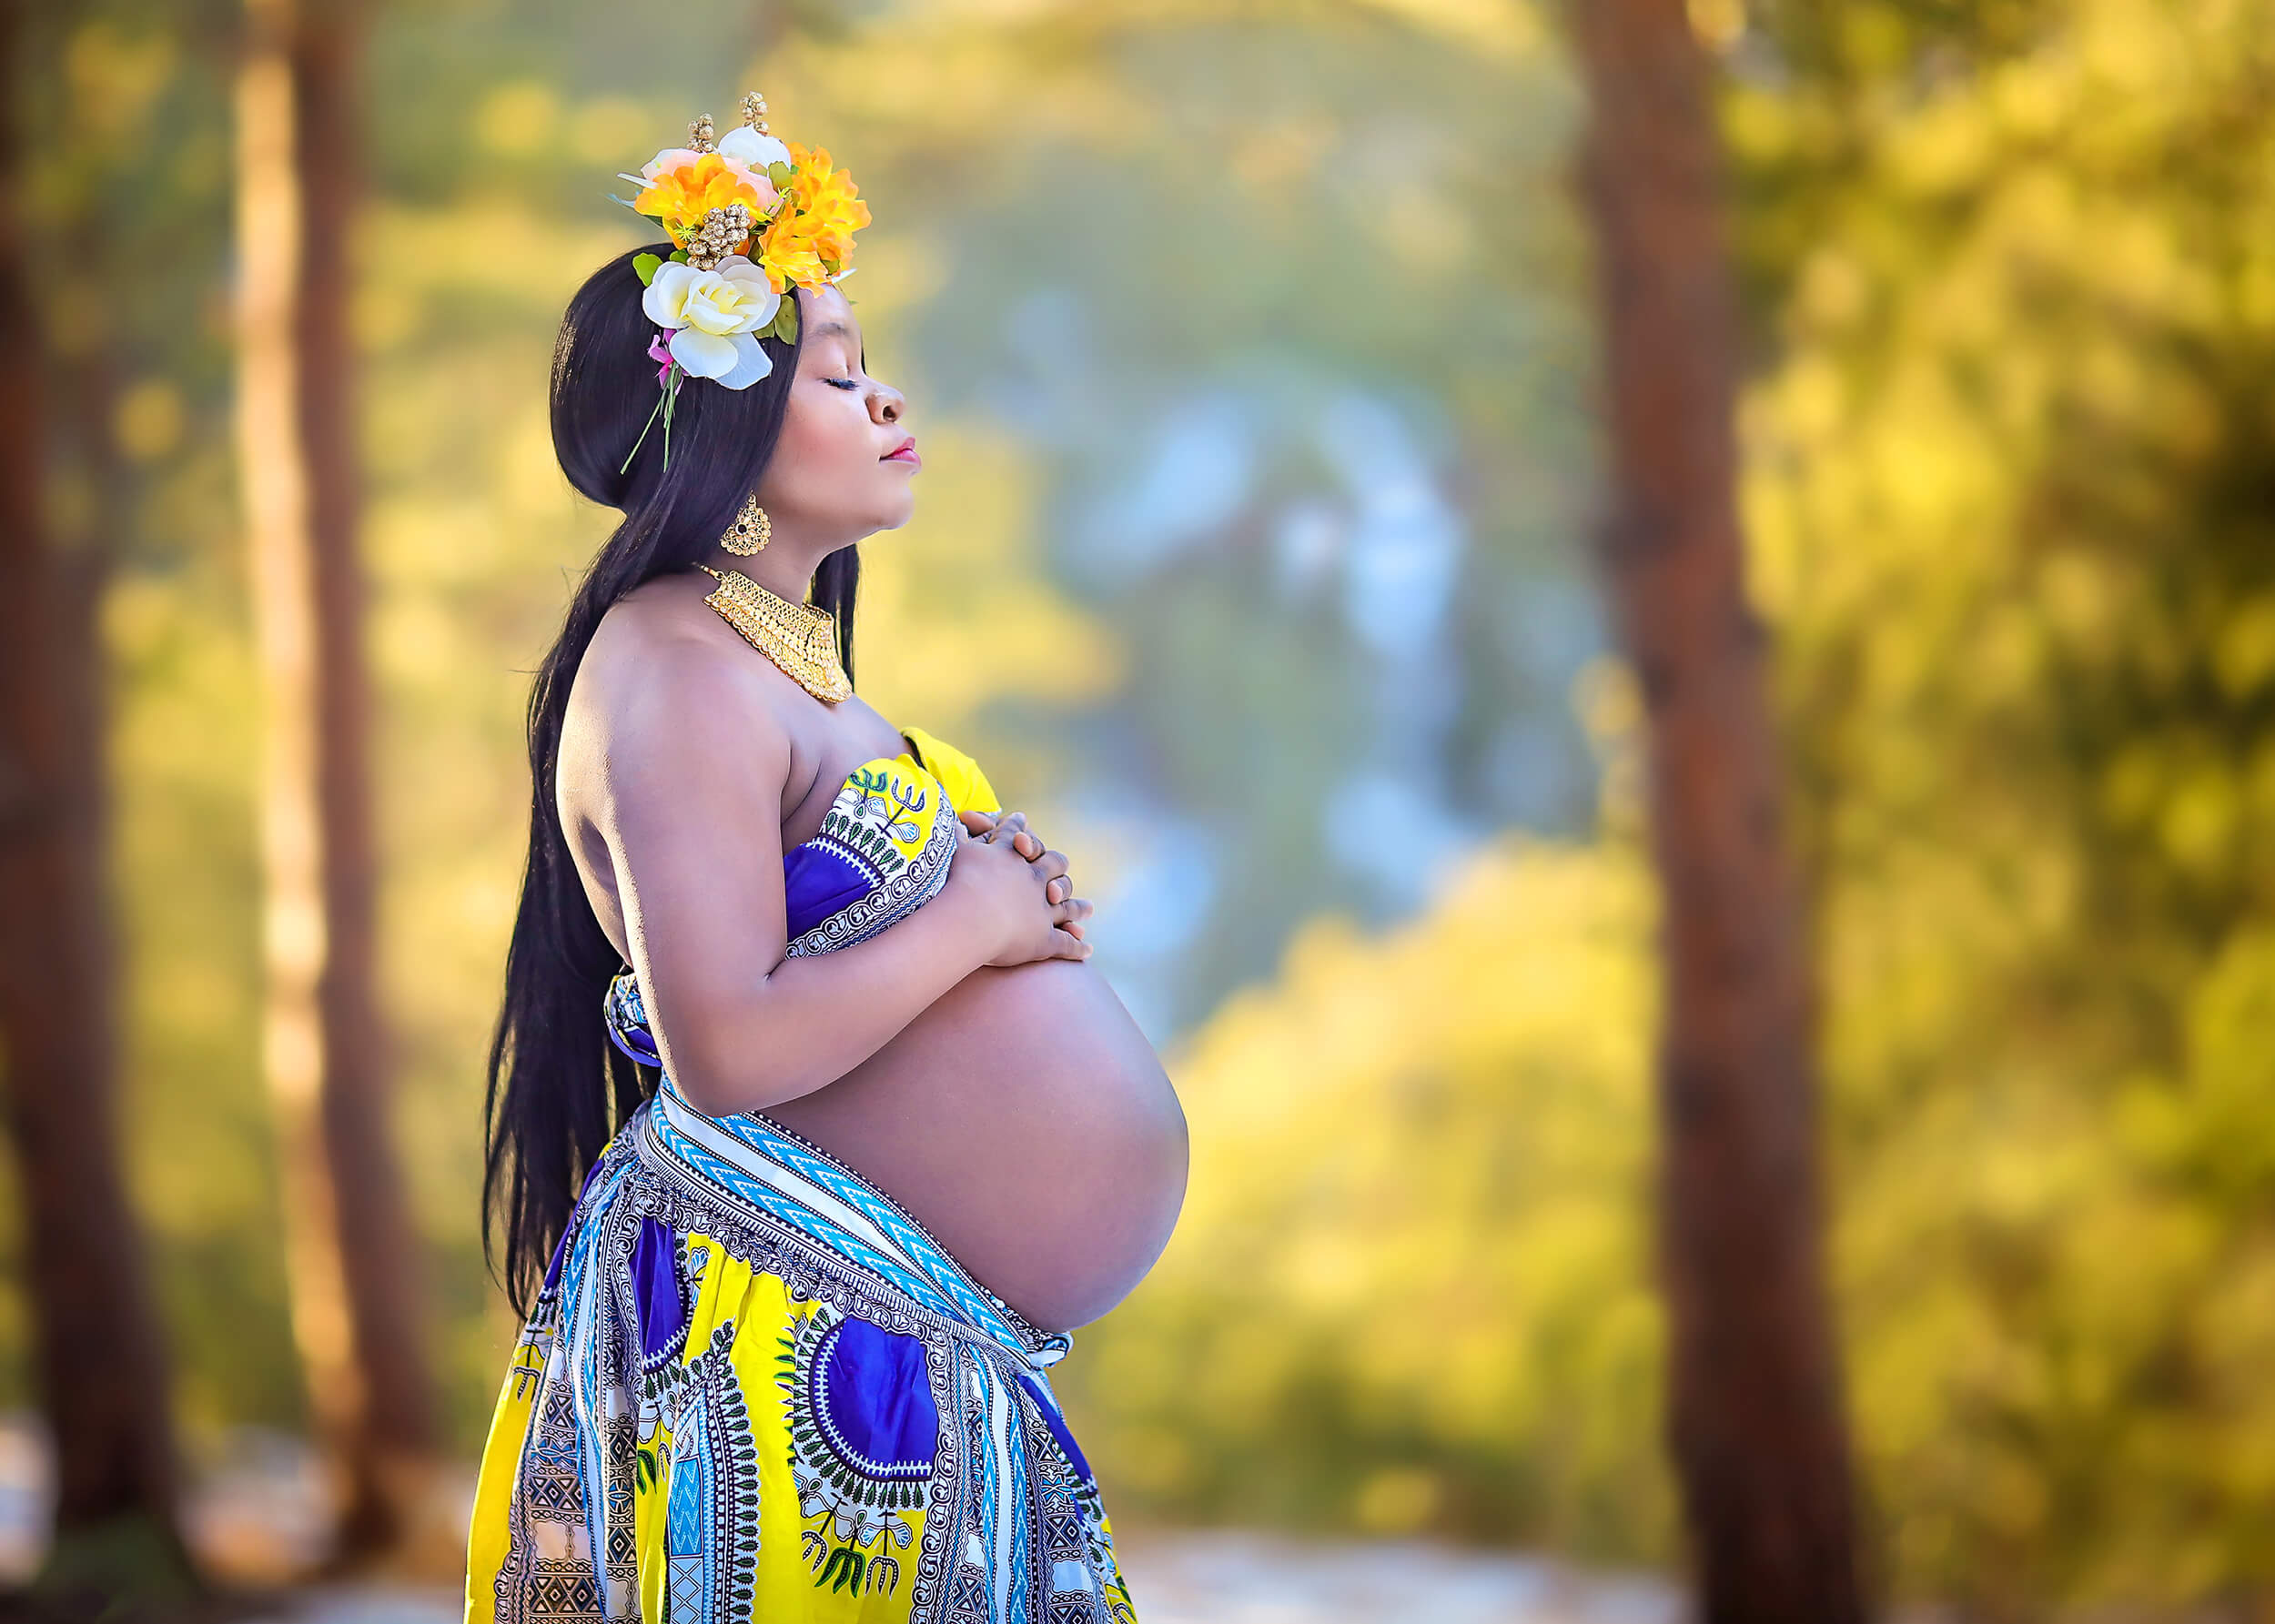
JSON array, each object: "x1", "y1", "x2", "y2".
[
  {"x1": 756, "y1": 208, "x2": 827, "y2": 293},
  {"x1": 756, "y1": 142, "x2": 871, "y2": 293},
  {"x1": 634, "y1": 153, "x2": 770, "y2": 250}
]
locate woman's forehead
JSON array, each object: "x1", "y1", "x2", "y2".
[{"x1": 803, "y1": 286, "x2": 859, "y2": 346}]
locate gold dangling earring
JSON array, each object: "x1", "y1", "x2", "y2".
[{"x1": 720, "y1": 491, "x2": 772, "y2": 556}]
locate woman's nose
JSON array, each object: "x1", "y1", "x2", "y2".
[{"x1": 871, "y1": 383, "x2": 905, "y2": 424}]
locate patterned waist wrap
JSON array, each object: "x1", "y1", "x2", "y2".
[{"x1": 466, "y1": 736, "x2": 1139, "y2": 1624}]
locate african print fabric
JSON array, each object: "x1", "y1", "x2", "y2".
[{"x1": 462, "y1": 1084, "x2": 1139, "y2": 1624}]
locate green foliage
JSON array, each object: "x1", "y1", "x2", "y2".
[{"x1": 1726, "y1": 0, "x2": 2275, "y2": 1609}]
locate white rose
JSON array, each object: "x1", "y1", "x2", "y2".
[
  {"x1": 642, "y1": 257, "x2": 782, "y2": 390},
  {"x1": 717, "y1": 126, "x2": 792, "y2": 173}
]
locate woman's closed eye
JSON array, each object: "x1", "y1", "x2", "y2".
[{"x1": 824, "y1": 377, "x2": 861, "y2": 390}]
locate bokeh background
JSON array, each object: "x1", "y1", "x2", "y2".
[{"x1": 3, "y1": 0, "x2": 2272, "y2": 1618}]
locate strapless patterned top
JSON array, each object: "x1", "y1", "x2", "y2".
[{"x1": 603, "y1": 722, "x2": 1003, "y2": 1065}]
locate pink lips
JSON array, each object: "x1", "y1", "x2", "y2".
[{"x1": 883, "y1": 436, "x2": 920, "y2": 467}]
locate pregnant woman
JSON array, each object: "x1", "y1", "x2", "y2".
[{"x1": 464, "y1": 95, "x2": 1187, "y2": 1624}]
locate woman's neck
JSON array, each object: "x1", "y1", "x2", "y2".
[{"x1": 705, "y1": 545, "x2": 821, "y2": 605}]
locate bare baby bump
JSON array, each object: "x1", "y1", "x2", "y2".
[{"x1": 762, "y1": 956, "x2": 1188, "y2": 1332}]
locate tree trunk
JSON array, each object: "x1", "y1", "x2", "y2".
[
  {"x1": 235, "y1": 0, "x2": 439, "y2": 1569},
  {"x1": 0, "y1": 0, "x2": 200, "y2": 1599},
  {"x1": 1565, "y1": 4, "x2": 1867, "y2": 1619}
]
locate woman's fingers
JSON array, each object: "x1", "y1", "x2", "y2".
[
  {"x1": 983, "y1": 810, "x2": 1050, "y2": 862},
  {"x1": 974, "y1": 809, "x2": 1057, "y2": 864},
  {"x1": 976, "y1": 808, "x2": 1090, "y2": 918}
]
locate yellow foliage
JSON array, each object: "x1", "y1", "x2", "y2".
[
  {"x1": 1059, "y1": 834, "x2": 1674, "y2": 1554},
  {"x1": 1734, "y1": 0, "x2": 2275, "y2": 1606},
  {"x1": 473, "y1": 81, "x2": 559, "y2": 158}
]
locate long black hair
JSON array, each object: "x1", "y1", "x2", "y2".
[{"x1": 481, "y1": 242, "x2": 861, "y2": 1316}]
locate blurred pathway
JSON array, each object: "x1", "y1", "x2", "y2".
[{"x1": 1114, "y1": 1529, "x2": 1679, "y2": 1624}]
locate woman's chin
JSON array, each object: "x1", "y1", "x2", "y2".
[{"x1": 838, "y1": 501, "x2": 916, "y2": 537}]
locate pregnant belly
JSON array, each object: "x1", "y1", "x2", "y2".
[{"x1": 762, "y1": 957, "x2": 1188, "y2": 1333}]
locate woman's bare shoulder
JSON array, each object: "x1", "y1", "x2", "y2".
[{"x1": 565, "y1": 576, "x2": 795, "y2": 799}]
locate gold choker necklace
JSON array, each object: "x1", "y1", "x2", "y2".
[{"x1": 696, "y1": 565, "x2": 852, "y2": 704}]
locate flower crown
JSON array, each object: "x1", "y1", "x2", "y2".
[{"x1": 613, "y1": 91, "x2": 871, "y2": 470}]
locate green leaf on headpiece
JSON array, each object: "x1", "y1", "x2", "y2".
[
  {"x1": 668, "y1": 249, "x2": 689, "y2": 264},
  {"x1": 769, "y1": 297, "x2": 799, "y2": 344},
  {"x1": 767, "y1": 161, "x2": 794, "y2": 190},
  {"x1": 632, "y1": 253, "x2": 662, "y2": 286}
]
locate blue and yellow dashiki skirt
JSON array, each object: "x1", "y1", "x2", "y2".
[{"x1": 464, "y1": 731, "x2": 1139, "y2": 1623}]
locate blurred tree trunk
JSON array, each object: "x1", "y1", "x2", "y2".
[
  {"x1": 0, "y1": 0, "x2": 201, "y2": 1600},
  {"x1": 1566, "y1": 3, "x2": 1866, "y2": 1619},
  {"x1": 235, "y1": 0, "x2": 439, "y2": 1569}
]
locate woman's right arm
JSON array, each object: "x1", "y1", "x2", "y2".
[{"x1": 571, "y1": 630, "x2": 1080, "y2": 1118}]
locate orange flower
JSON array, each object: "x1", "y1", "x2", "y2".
[
  {"x1": 634, "y1": 153, "x2": 771, "y2": 250},
  {"x1": 778, "y1": 142, "x2": 874, "y2": 278},
  {"x1": 756, "y1": 207, "x2": 829, "y2": 295}
]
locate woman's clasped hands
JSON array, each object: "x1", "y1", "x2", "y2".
[{"x1": 947, "y1": 805, "x2": 1095, "y2": 967}]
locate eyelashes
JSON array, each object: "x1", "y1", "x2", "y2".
[{"x1": 824, "y1": 377, "x2": 862, "y2": 390}]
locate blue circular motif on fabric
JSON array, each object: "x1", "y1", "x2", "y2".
[{"x1": 808, "y1": 1316, "x2": 938, "y2": 1483}]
